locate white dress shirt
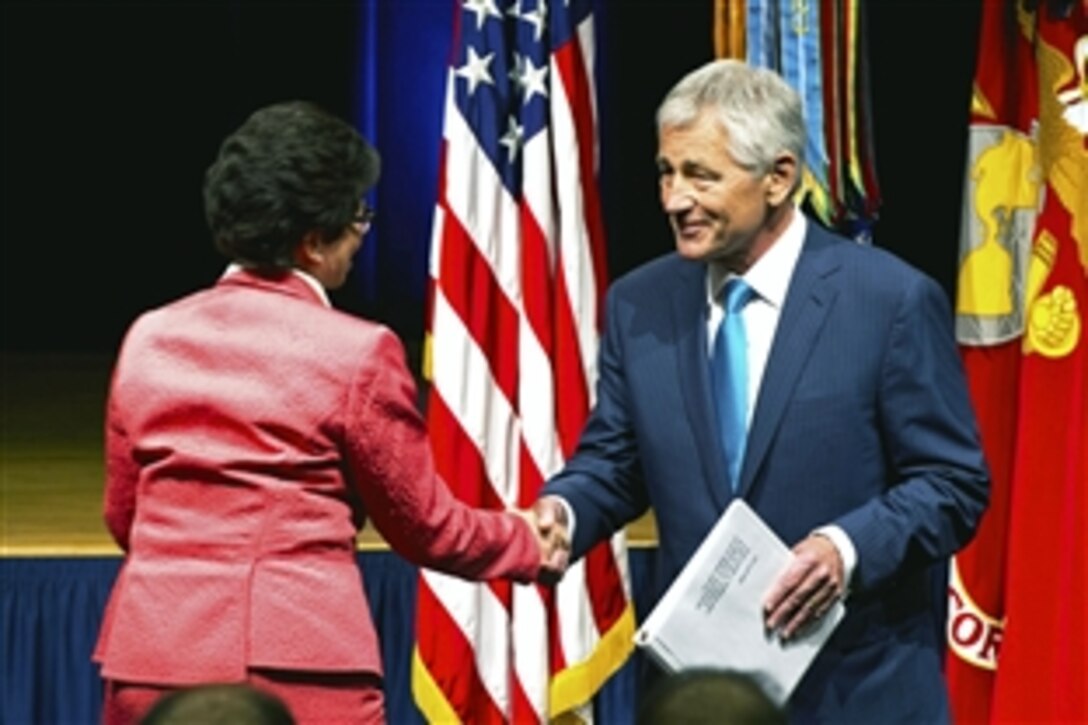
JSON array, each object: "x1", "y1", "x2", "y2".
[{"x1": 706, "y1": 210, "x2": 857, "y2": 585}]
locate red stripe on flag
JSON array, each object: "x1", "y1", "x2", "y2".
[
  {"x1": 519, "y1": 199, "x2": 555, "y2": 361},
  {"x1": 510, "y1": 669, "x2": 539, "y2": 724},
  {"x1": 416, "y1": 581, "x2": 507, "y2": 725},
  {"x1": 437, "y1": 200, "x2": 520, "y2": 408},
  {"x1": 516, "y1": 436, "x2": 543, "y2": 510},
  {"x1": 545, "y1": 581, "x2": 568, "y2": 675},
  {"x1": 553, "y1": 37, "x2": 609, "y2": 323},
  {"x1": 582, "y1": 537, "x2": 630, "y2": 637},
  {"x1": 427, "y1": 388, "x2": 505, "y2": 512},
  {"x1": 553, "y1": 269, "x2": 591, "y2": 459},
  {"x1": 551, "y1": 35, "x2": 606, "y2": 458}
]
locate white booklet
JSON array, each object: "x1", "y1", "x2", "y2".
[{"x1": 634, "y1": 499, "x2": 845, "y2": 705}]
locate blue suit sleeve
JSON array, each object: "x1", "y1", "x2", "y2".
[
  {"x1": 542, "y1": 287, "x2": 650, "y2": 559},
  {"x1": 836, "y1": 273, "x2": 990, "y2": 591}
]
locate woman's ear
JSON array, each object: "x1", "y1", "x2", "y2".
[{"x1": 293, "y1": 230, "x2": 325, "y2": 272}]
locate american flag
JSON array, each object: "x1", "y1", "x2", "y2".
[{"x1": 411, "y1": 0, "x2": 635, "y2": 721}]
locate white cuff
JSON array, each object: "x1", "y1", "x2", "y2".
[
  {"x1": 556, "y1": 497, "x2": 576, "y2": 543},
  {"x1": 812, "y1": 524, "x2": 856, "y2": 591}
]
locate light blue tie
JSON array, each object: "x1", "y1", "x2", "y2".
[{"x1": 712, "y1": 278, "x2": 753, "y2": 493}]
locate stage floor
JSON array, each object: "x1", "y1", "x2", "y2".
[{"x1": 1, "y1": 353, "x2": 657, "y2": 556}]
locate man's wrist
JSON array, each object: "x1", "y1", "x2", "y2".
[
  {"x1": 549, "y1": 495, "x2": 575, "y2": 542},
  {"x1": 812, "y1": 524, "x2": 856, "y2": 592}
]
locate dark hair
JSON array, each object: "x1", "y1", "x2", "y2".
[
  {"x1": 203, "y1": 100, "x2": 380, "y2": 269},
  {"x1": 140, "y1": 683, "x2": 295, "y2": 725},
  {"x1": 637, "y1": 669, "x2": 786, "y2": 725}
]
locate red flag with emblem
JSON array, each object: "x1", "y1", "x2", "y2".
[{"x1": 947, "y1": 2, "x2": 1087, "y2": 722}]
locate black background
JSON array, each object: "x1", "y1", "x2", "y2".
[{"x1": 2, "y1": 0, "x2": 981, "y2": 355}]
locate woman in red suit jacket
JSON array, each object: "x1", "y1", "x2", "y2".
[{"x1": 93, "y1": 101, "x2": 565, "y2": 725}]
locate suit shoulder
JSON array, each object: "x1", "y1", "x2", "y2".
[
  {"x1": 121, "y1": 287, "x2": 217, "y2": 341},
  {"x1": 610, "y1": 252, "x2": 700, "y2": 298},
  {"x1": 814, "y1": 229, "x2": 935, "y2": 291},
  {"x1": 298, "y1": 305, "x2": 408, "y2": 365},
  {"x1": 125, "y1": 287, "x2": 403, "y2": 362}
]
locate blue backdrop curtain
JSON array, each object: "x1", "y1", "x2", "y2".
[
  {"x1": 0, "y1": 551, "x2": 655, "y2": 724},
  {"x1": 348, "y1": 0, "x2": 454, "y2": 342}
]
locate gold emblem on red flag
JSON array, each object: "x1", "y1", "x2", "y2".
[
  {"x1": 1021, "y1": 31, "x2": 1088, "y2": 358},
  {"x1": 956, "y1": 128, "x2": 1040, "y2": 346}
]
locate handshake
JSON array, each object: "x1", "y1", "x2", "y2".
[{"x1": 514, "y1": 496, "x2": 571, "y2": 585}]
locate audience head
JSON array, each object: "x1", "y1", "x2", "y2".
[
  {"x1": 139, "y1": 683, "x2": 295, "y2": 725},
  {"x1": 636, "y1": 668, "x2": 786, "y2": 725}
]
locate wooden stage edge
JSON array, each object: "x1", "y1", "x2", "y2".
[{"x1": 1, "y1": 352, "x2": 658, "y2": 557}]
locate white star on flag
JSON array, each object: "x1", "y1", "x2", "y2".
[
  {"x1": 519, "y1": 0, "x2": 547, "y2": 42},
  {"x1": 463, "y1": 0, "x2": 502, "y2": 30},
  {"x1": 519, "y1": 56, "x2": 548, "y2": 105},
  {"x1": 499, "y1": 116, "x2": 525, "y2": 163},
  {"x1": 455, "y1": 46, "x2": 494, "y2": 96}
]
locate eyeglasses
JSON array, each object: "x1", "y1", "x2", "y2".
[{"x1": 353, "y1": 207, "x2": 377, "y2": 226}]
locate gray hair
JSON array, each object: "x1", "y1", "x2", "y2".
[{"x1": 656, "y1": 59, "x2": 805, "y2": 185}]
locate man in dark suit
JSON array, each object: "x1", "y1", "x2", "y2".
[{"x1": 534, "y1": 59, "x2": 989, "y2": 722}]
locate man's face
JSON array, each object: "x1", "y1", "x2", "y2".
[{"x1": 656, "y1": 111, "x2": 772, "y2": 268}]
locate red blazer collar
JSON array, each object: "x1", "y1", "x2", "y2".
[{"x1": 217, "y1": 266, "x2": 331, "y2": 307}]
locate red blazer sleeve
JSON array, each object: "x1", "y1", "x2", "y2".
[
  {"x1": 342, "y1": 330, "x2": 542, "y2": 583},
  {"x1": 103, "y1": 371, "x2": 139, "y2": 551}
]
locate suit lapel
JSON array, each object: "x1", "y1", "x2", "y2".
[
  {"x1": 671, "y1": 263, "x2": 734, "y2": 509},
  {"x1": 738, "y1": 230, "x2": 841, "y2": 496}
]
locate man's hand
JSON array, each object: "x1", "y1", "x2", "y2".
[
  {"x1": 514, "y1": 496, "x2": 570, "y2": 585},
  {"x1": 763, "y1": 533, "x2": 844, "y2": 640}
]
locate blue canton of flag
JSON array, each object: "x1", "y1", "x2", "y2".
[{"x1": 453, "y1": 0, "x2": 591, "y2": 194}]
